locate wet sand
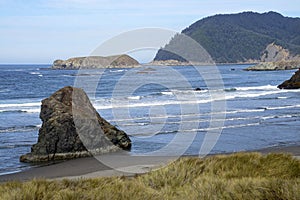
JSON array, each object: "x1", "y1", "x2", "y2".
[{"x1": 256, "y1": 145, "x2": 300, "y2": 156}]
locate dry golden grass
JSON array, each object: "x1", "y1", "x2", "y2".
[{"x1": 1, "y1": 153, "x2": 300, "y2": 200}]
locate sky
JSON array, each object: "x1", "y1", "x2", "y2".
[{"x1": 0, "y1": 0, "x2": 299, "y2": 64}]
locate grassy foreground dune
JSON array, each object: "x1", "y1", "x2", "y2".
[{"x1": 1, "y1": 153, "x2": 300, "y2": 200}]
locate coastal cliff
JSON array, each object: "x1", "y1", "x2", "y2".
[
  {"x1": 52, "y1": 54, "x2": 140, "y2": 69},
  {"x1": 154, "y1": 11, "x2": 300, "y2": 64},
  {"x1": 20, "y1": 86, "x2": 131, "y2": 162}
]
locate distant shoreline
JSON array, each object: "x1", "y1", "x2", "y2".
[
  {"x1": 148, "y1": 62, "x2": 257, "y2": 66},
  {"x1": 39, "y1": 62, "x2": 257, "y2": 70}
]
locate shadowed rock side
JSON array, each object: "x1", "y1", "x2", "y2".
[
  {"x1": 278, "y1": 69, "x2": 300, "y2": 89},
  {"x1": 52, "y1": 55, "x2": 140, "y2": 69},
  {"x1": 20, "y1": 86, "x2": 131, "y2": 162}
]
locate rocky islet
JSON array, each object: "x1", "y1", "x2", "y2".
[
  {"x1": 20, "y1": 86, "x2": 131, "y2": 162},
  {"x1": 52, "y1": 55, "x2": 140, "y2": 69}
]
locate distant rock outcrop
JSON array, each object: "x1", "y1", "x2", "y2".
[
  {"x1": 278, "y1": 69, "x2": 300, "y2": 89},
  {"x1": 20, "y1": 86, "x2": 131, "y2": 162},
  {"x1": 52, "y1": 55, "x2": 140, "y2": 69},
  {"x1": 261, "y1": 43, "x2": 292, "y2": 62},
  {"x1": 245, "y1": 43, "x2": 300, "y2": 71},
  {"x1": 245, "y1": 60, "x2": 300, "y2": 71}
]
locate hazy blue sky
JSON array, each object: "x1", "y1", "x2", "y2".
[{"x1": 0, "y1": 0, "x2": 299, "y2": 64}]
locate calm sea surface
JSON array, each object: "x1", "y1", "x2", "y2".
[{"x1": 0, "y1": 64, "x2": 299, "y2": 175}]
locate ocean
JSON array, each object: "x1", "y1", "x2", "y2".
[{"x1": 0, "y1": 64, "x2": 299, "y2": 175}]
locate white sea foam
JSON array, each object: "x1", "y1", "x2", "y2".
[
  {"x1": 265, "y1": 105, "x2": 300, "y2": 110},
  {"x1": 0, "y1": 102, "x2": 41, "y2": 108},
  {"x1": 0, "y1": 102, "x2": 41, "y2": 114},
  {"x1": 0, "y1": 125, "x2": 40, "y2": 133},
  {"x1": 175, "y1": 123, "x2": 260, "y2": 133},
  {"x1": 0, "y1": 108, "x2": 40, "y2": 113},
  {"x1": 233, "y1": 109, "x2": 265, "y2": 113},
  {"x1": 118, "y1": 117, "x2": 256, "y2": 126},
  {"x1": 21, "y1": 109, "x2": 40, "y2": 113},
  {"x1": 161, "y1": 91, "x2": 173, "y2": 95},
  {"x1": 127, "y1": 96, "x2": 141, "y2": 100},
  {"x1": 112, "y1": 110, "x2": 300, "y2": 136},
  {"x1": 95, "y1": 90, "x2": 285, "y2": 110},
  {"x1": 229, "y1": 90, "x2": 283, "y2": 99},
  {"x1": 0, "y1": 170, "x2": 22, "y2": 176},
  {"x1": 30, "y1": 72, "x2": 40, "y2": 75},
  {"x1": 234, "y1": 85, "x2": 278, "y2": 91},
  {"x1": 109, "y1": 111, "x2": 266, "y2": 125},
  {"x1": 91, "y1": 83, "x2": 296, "y2": 111},
  {"x1": 178, "y1": 124, "x2": 236, "y2": 133},
  {"x1": 110, "y1": 69, "x2": 126, "y2": 73}
]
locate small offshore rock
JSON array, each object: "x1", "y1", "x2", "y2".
[{"x1": 278, "y1": 69, "x2": 300, "y2": 89}]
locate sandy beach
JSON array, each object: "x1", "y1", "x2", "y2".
[
  {"x1": 1, "y1": 145, "x2": 299, "y2": 182},
  {"x1": 256, "y1": 145, "x2": 300, "y2": 156},
  {"x1": 0, "y1": 152, "x2": 177, "y2": 182}
]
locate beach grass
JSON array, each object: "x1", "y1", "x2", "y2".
[{"x1": 1, "y1": 152, "x2": 300, "y2": 200}]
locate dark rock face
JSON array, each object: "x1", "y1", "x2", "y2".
[
  {"x1": 278, "y1": 69, "x2": 300, "y2": 89},
  {"x1": 20, "y1": 86, "x2": 131, "y2": 162}
]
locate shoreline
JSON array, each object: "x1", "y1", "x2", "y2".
[
  {"x1": 1, "y1": 144, "x2": 299, "y2": 182},
  {"x1": 39, "y1": 62, "x2": 257, "y2": 70},
  {"x1": 255, "y1": 144, "x2": 300, "y2": 156}
]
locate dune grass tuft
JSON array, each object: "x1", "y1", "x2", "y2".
[{"x1": 1, "y1": 153, "x2": 300, "y2": 200}]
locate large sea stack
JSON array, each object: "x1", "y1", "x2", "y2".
[
  {"x1": 20, "y1": 86, "x2": 131, "y2": 162},
  {"x1": 278, "y1": 69, "x2": 300, "y2": 89}
]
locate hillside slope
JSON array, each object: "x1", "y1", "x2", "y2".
[{"x1": 154, "y1": 11, "x2": 300, "y2": 63}]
